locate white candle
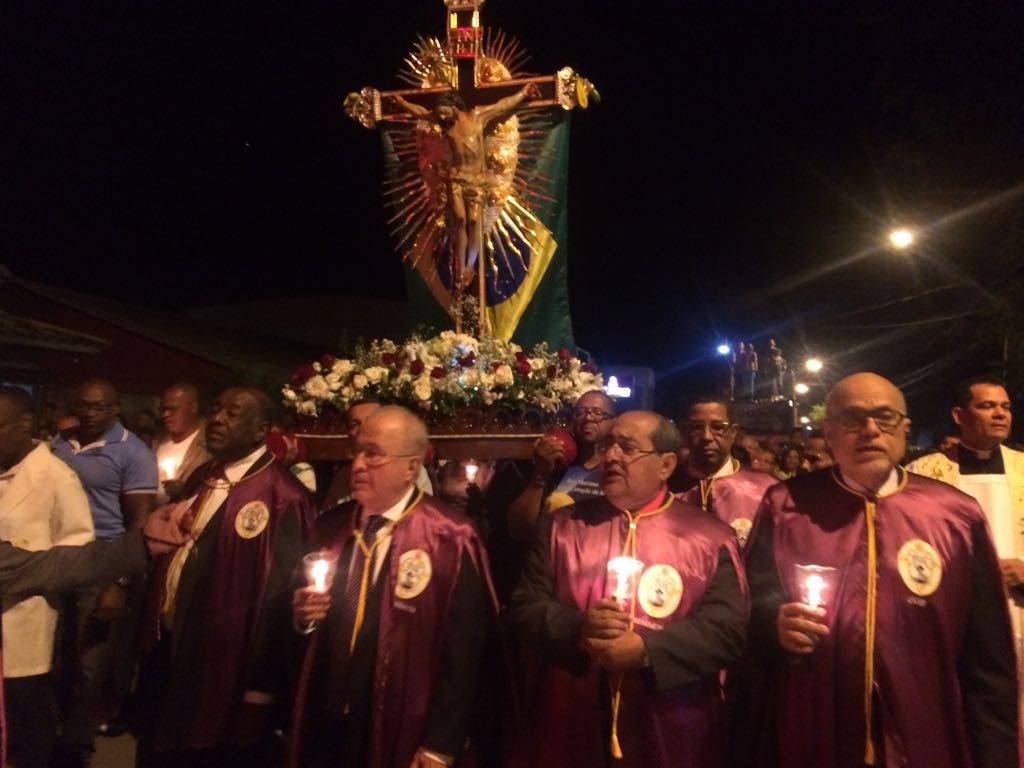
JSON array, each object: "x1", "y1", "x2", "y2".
[
  {"x1": 311, "y1": 559, "x2": 330, "y2": 593},
  {"x1": 795, "y1": 564, "x2": 838, "y2": 609},
  {"x1": 465, "y1": 460, "x2": 479, "y2": 483},
  {"x1": 606, "y1": 556, "x2": 644, "y2": 608},
  {"x1": 159, "y1": 456, "x2": 180, "y2": 480},
  {"x1": 805, "y1": 573, "x2": 825, "y2": 608}
]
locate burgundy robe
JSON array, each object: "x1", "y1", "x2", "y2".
[
  {"x1": 140, "y1": 455, "x2": 315, "y2": 751},
  {"x1": 288, "y1": 492, "x2": 496, "y2": 768},
  {"x1": 743, "y1": 468, "x2": 1019, "y2": 768},
  {"x1": 510, "y1": 493, "x2": 748, "y2": 768},
  {"x1": 674, "y1": 464, "x2": 777, "y2": 547}
]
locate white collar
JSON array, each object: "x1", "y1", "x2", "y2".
[
  {"x1": 839, "y1": 466, "x2": 901, "y2": 498},
  {"x1": 223, "y1": 445, "x2": 267, "y2": 483},
  {"x1": 363, "y1": 484, "x2": 416, "y2": 525}
]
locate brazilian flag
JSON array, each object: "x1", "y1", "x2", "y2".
[{"x1": 397, "y1": 114, "x2": 575, "y2": 350}]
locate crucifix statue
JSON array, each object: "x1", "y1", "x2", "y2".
[{"x1": 344, "y1": 0, "x2": 597, "y2": 338}]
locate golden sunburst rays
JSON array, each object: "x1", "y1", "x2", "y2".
[{"x1": 383, "y1": 30, "x2": 556, "y2": 297}]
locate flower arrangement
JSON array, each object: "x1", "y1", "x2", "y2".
[{"x1": 282, "y1": 332, "x2": 603, "y2": 431}]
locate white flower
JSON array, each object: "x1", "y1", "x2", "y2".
[
  {"x1": 282, "y1": 387, "x2": 297, "y2": 402},
  {"x1": 296, "y1": 400, "x2": 317, "y2": 416},
  {"x1": 414, "y1": 376, "x2": 433, "y2": 402},
  {"x1": 364, "y1": 366, "x2": 388, "y2": 385},
  {"x1": 352, "y1": 374, "x2": 368, "y2": 391},
  {"x1": 462, "y1": 369, "x2": 481, "y2": 388},
  {"x1": 303, "y1": 375, "x2": 331, "y2": 399},
  {"x1": 529, "y1": 357, "x2": 545, "y2": 371},
  {"x1": 332, "y1": 359, "x2": 354, "y2": 376}
]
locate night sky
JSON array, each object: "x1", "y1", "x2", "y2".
[{"x1": 5, "y1": 2, "x2": 1024, "y2": 425}]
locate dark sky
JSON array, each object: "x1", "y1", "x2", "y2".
[{"x1": 4, "y1": 2, "x2": 1024, "y2": 421}]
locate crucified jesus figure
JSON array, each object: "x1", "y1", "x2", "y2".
[{"x1": 391, "y1": 84, "x2": 540, "y2": 290}]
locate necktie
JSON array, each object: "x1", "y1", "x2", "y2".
[{"x1": 342, "y1": 513, "x2": 391, "y2": 653}]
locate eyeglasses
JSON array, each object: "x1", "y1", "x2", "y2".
[
  {"x1": 830, "y1": 408, "x2": 907, "y2": 434},
  {"x1": 595, "y1": 438, "x2": 661, "y2": 460},
  {"x1": 573, "y1": 407, "x2": 614, "y2": 422},
  {"x1": 352, "y1": 446, "x2": 419, "y2": 468},
  {"x1": 684, "y1": 420, "x2": 733, "y2": 436}
]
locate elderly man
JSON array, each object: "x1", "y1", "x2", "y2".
[
  {"x1": 506, "y1": 389, "x2": 617, "y2": 540},
  {"x1": 740, "y1": 372, "x2": 1018, "y2": 768},
  {"x1": 153, "y1": 383, "x2": 210, "y2": 504},
  {"x1": 289, "y1": 406, "x2": 493, "y2": 768},
  {"x1": 0, "y1": 386, "x2": 94, "y2": 768},
  {"x1": 669, "y1": 396, "x2": 776, "y2": 548},
  {"x1": 136, "y1": 387, "x2": 315, "y2": 767},
  {"x1": 509, "y1": 411, "x2": 747, "y2": 767}
]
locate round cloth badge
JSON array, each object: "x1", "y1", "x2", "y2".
[
  {"x1": 730, "y1": 518, "x2": 753, "y2": 547},
  {"x1": 235, "y1": 501, "x2": 270, "y2": 539},
  {"x1": 395, "y1": 548, "x2": 432, "y2": 600},
  {"x1": 897, "y1": 539, "x2": 943, "y2": 597},
  {"x1": 638, "y1": 564, "x2": 683, "y2": 619}
]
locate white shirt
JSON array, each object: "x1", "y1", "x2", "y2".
[{"x1": 347, "y1": 484, "x2": 416, "y2": 589}]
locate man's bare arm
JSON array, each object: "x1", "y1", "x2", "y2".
[
  {"x1": 476, "y1": 83, "x2": 539, "y2": 124},
  {"x1": 391, "y1": 93, "x2": 432, "y2": 118}
]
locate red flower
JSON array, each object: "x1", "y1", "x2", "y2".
[
  {"x1": 490, "y1": 361, "x2": 502, "y2": 371},
  {"x1": 290, "y1": 364, "x2": 315, "y2": 386},
  {"x1": 320, "y1": 354, "x2": 336, "y2": 369},
  {"x1": 410, "y1": 359, "x2": 425, "y2": 376},
  {"x1": 557, "y1": 347, "x2": 572, "y2": 361},
  {"x1": 516, "y1": 358, "x2": 532, "y2": 375},
  {"x1": 547, "y1": 365, "x2": 558, "y2": 378},
  {"x1": 459, "y1": 352, "x2": 476, "y2": 368},
  {"x1": 381, "y1": 352, "x2": 397, "y2": 366},
  {"x1": 430, "y1": 366, "x2": 446, "y2": 379}
]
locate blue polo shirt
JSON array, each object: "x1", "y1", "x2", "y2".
[{"x1": 53, "y1": 420, "x2": 158, "y2": 540}]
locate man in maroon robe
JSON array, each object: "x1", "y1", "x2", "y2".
[
  {"x1": 289, "y1": 405, "x2": 493, "y2": 768},
  {"x1": 509, "y1": 410, "x2": 747, "y2": 768},
  {"x1": 669, "y1": 395, "x2": 777, "y2": 548},
  {"x1": 135, "y1": 387, "x2": 316, "y2": 768},
  {"x1": 738, "y1": 372, "x2": 1018, "y2": 768}
]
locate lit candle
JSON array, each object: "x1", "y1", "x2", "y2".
[
  {"x1": 464, "y1": 460, "x2": 479, "y2": 484},
  {"x1": 606, "y1": 556, "x2": 644, "y2": 610},
  {"x1": 303, "y1": 550, "x2": 339, "y2": 595},
  {"x1": 795, "y1": 564, "x2": 838, "y2": 609},
  {"x1": 159, "y1": 456, "x2": 180, "y2": 480}
]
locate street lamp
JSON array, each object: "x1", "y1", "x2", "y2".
[
  {"x1": 794, "y1": 382, "x2": 810, "y2": 395},
  {"x1": 716, "y1": 343, "x2": 731, "y2": 356},
  {"x1": 888, "y1": 228, "x2": 914, "y2": 250},
  {"x1": 805, "y1": 358, "x2": 823, "y2": 374}
]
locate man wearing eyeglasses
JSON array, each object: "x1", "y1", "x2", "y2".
[
  {"x1": 134, "y1": 386, "x2": 316, "y2": 767},
  {"x1": 737, "y1": 372, "x2": 1017, "y2": 768},
  {"x1": 510, "y1": 410, "x2": 747, "y2": 767},
  {"x1": 290, "y1": 406, "x2": 493, "y2": 768},
  {"x1": 668, "y1": 396, "x2": 776, "y2": 548},
  {"x1": 506, "y1": 389, "x2": 616, "y2": 541}
]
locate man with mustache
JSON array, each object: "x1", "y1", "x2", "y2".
[
  {"x1": 738, "y1": 372, "x2": 1017, "y2": 768},
  {"x1": 668, "y1": 396, "x2": 776, "y2": 549},
  {"x1": 510, "y1": 410, "x2": 746, "y2": 767}
]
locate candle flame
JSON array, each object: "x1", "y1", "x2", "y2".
[
  {"x1": 311, "y1": 559, "x2": 330, "y2": 593},
  {"x1": 805, "y1": 573, "x2": 825, "y2": 608},
  {"x1": 465, "y1": 460, "x2": 479, "y2": 483},
  {"x1": 159, "y1": 456, "x2": 180, "y2": 480}
]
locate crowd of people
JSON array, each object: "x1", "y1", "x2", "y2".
[{"x1": 0, "y1": 371, "x2": 1020, "y2": 768}]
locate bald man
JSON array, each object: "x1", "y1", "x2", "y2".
[
  {"x1": 737, "y1": 373, "x2": 1018, "y2": 768},
  {"x1": 289, "y1": 406, "x2": 493, "y2": 768}
]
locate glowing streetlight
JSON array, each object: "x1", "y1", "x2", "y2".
[
  {"x1": 805, "y1": 358, "x2": 823, "y2": 374},
  {"x1": 716, "y1": 343, "x2": 731, "y2": 356},
  {"x1": 794, "y1": 382, "x2": 810, "y2": 395},
  {"x1": 888, "y1": 228, "x2": 914, "y2": 250}
]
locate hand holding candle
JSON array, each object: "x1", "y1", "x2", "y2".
[
  {"x1": 159, "y1": 456, "x2": 181, "y2": 481},
  {"x1": 777, "y1": 564, "x2": 837, "y2": 655},
  {"x1": 296, "y1": 551, "x2": 339, "y2": 633}
]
